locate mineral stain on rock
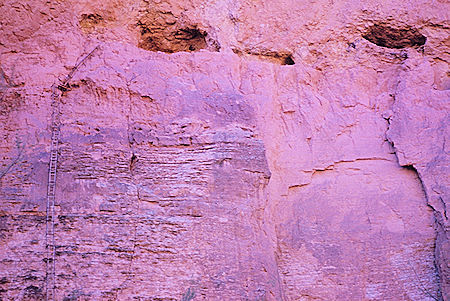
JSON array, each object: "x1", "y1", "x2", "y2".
[{"x1": 363, "y1": 24, "x2": 427, "y2": 48}]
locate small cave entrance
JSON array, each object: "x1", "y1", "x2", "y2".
[
  {"x1": 283, "y1": 55, "x2": 295, "y2": 65},
  {"x1": 232, "y1": 49, "x2": 295, "y2": 65},
  {"x1": 136, "y1": 11, "x2": 219, "y2": 53},
  {"x1": 362, "y1": 24, "x2": 426, "y2": 49},
  {"x1": 138, "y1": 24, "x2": 208, "y2": 53}
]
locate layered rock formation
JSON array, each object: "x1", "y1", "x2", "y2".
[{"x1": 0, "y1": 0, "x2": 448, "y2": 300}]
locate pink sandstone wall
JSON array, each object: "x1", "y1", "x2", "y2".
[{"x1": 0, "y1": 0, "x2": 448, "y2": 300}]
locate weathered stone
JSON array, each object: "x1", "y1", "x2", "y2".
[{"x1": 0, "y1": 0, "x2": 448, "y2": 300}]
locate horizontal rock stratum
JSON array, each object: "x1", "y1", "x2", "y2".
[{"x1": 0, "y1": 0, "x2": 449, "y2": 300}]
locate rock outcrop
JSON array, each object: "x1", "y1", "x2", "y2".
[{"x1": 0, "y1": 0, "x2": 448, "y2": 300}]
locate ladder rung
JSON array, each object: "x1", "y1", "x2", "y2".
[{"x1": 48, "y1": 76, "x2": 76, "y2": 300}]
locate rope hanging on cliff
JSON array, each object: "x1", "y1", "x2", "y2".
[{"x1": 45, "y1": 45, "x2": 99, "y2": 301}]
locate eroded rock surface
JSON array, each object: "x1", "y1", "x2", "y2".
[{"x1": 0, "y1": 0, "x2": 449, "y2": 300}]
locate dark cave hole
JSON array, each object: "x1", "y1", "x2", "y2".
[
  {"x1": 403, "y1": 165, "x2": 417, "y2": 172},
  {"x1": 130, "y1": 154, "x2": 137, "y2": 171},
  {"x1": 137, "y1": 21, "x2": 209, "y2": 53},
  {"x1": 363, "y1": 24, "x2": 426, "y2": 49},
  {"x1": 283, "y1": 55, "x2": 295, "y2": 65},
  {"x1": 174, "y1": 27, "x2": 206, "y2": 41},
  {"x1": 232, "y1": 49, "x2": 296, "y2": 65}
]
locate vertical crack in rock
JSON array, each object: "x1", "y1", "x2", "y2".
[
  {"x1": 383, "y1": 54, "x2": 449, "y2": 298},
  {"x1": 129, "y1": 153, "x2": 137, "y2": 172},
  {"x1": 116, "y1": 78, "x2": 141, "y2": 298},
  {"x1": 401, "y1": 164, "x2": 444, "y2": 301},
  {"x1": 362, "y1": 24, "x2": 427, "y2": 49},
  {"x1": 386, "y1": 129, "x2": 445, "y2": 301}
]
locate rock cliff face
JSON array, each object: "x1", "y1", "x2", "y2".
[{"x1": 0, "y1": 0, "x2": 448, "y2": 300}]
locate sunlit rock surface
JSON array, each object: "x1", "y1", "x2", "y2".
[{"x1": 0, "y1": 0, "x2": 448, "y2": 300}]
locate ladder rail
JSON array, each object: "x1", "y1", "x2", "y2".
[
  {"x1": 45, "y1": 84, "x2": 60, "y2": 301},
  {"x1": 44, "y1": 45, "x2": 99, "y2": 301}
]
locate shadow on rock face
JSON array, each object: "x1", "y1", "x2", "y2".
[{"x1": 363, "y1": 24, "x2": 426, "y2": 49}]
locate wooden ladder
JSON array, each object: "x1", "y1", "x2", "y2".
[
  {"x1": 44, "y1": 45, "x2": 99, "y2": 301},
  {"x1": 45, "y1": 85, "x2": 61, "y2": 301}
]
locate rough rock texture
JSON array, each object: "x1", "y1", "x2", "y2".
[{"x1": 0, "y1": 0, "x2": 449, "y2": 300}]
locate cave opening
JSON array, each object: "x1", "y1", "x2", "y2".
[
  {"x1": 362, "y1": 24, "x2": 426, "y2": 49},
  {"x1": 283, "y1": 55, "x2": 295, "y2": 65},
  {"x1": 137, "y1": 15, "x2": 209, "y2": 53}
]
